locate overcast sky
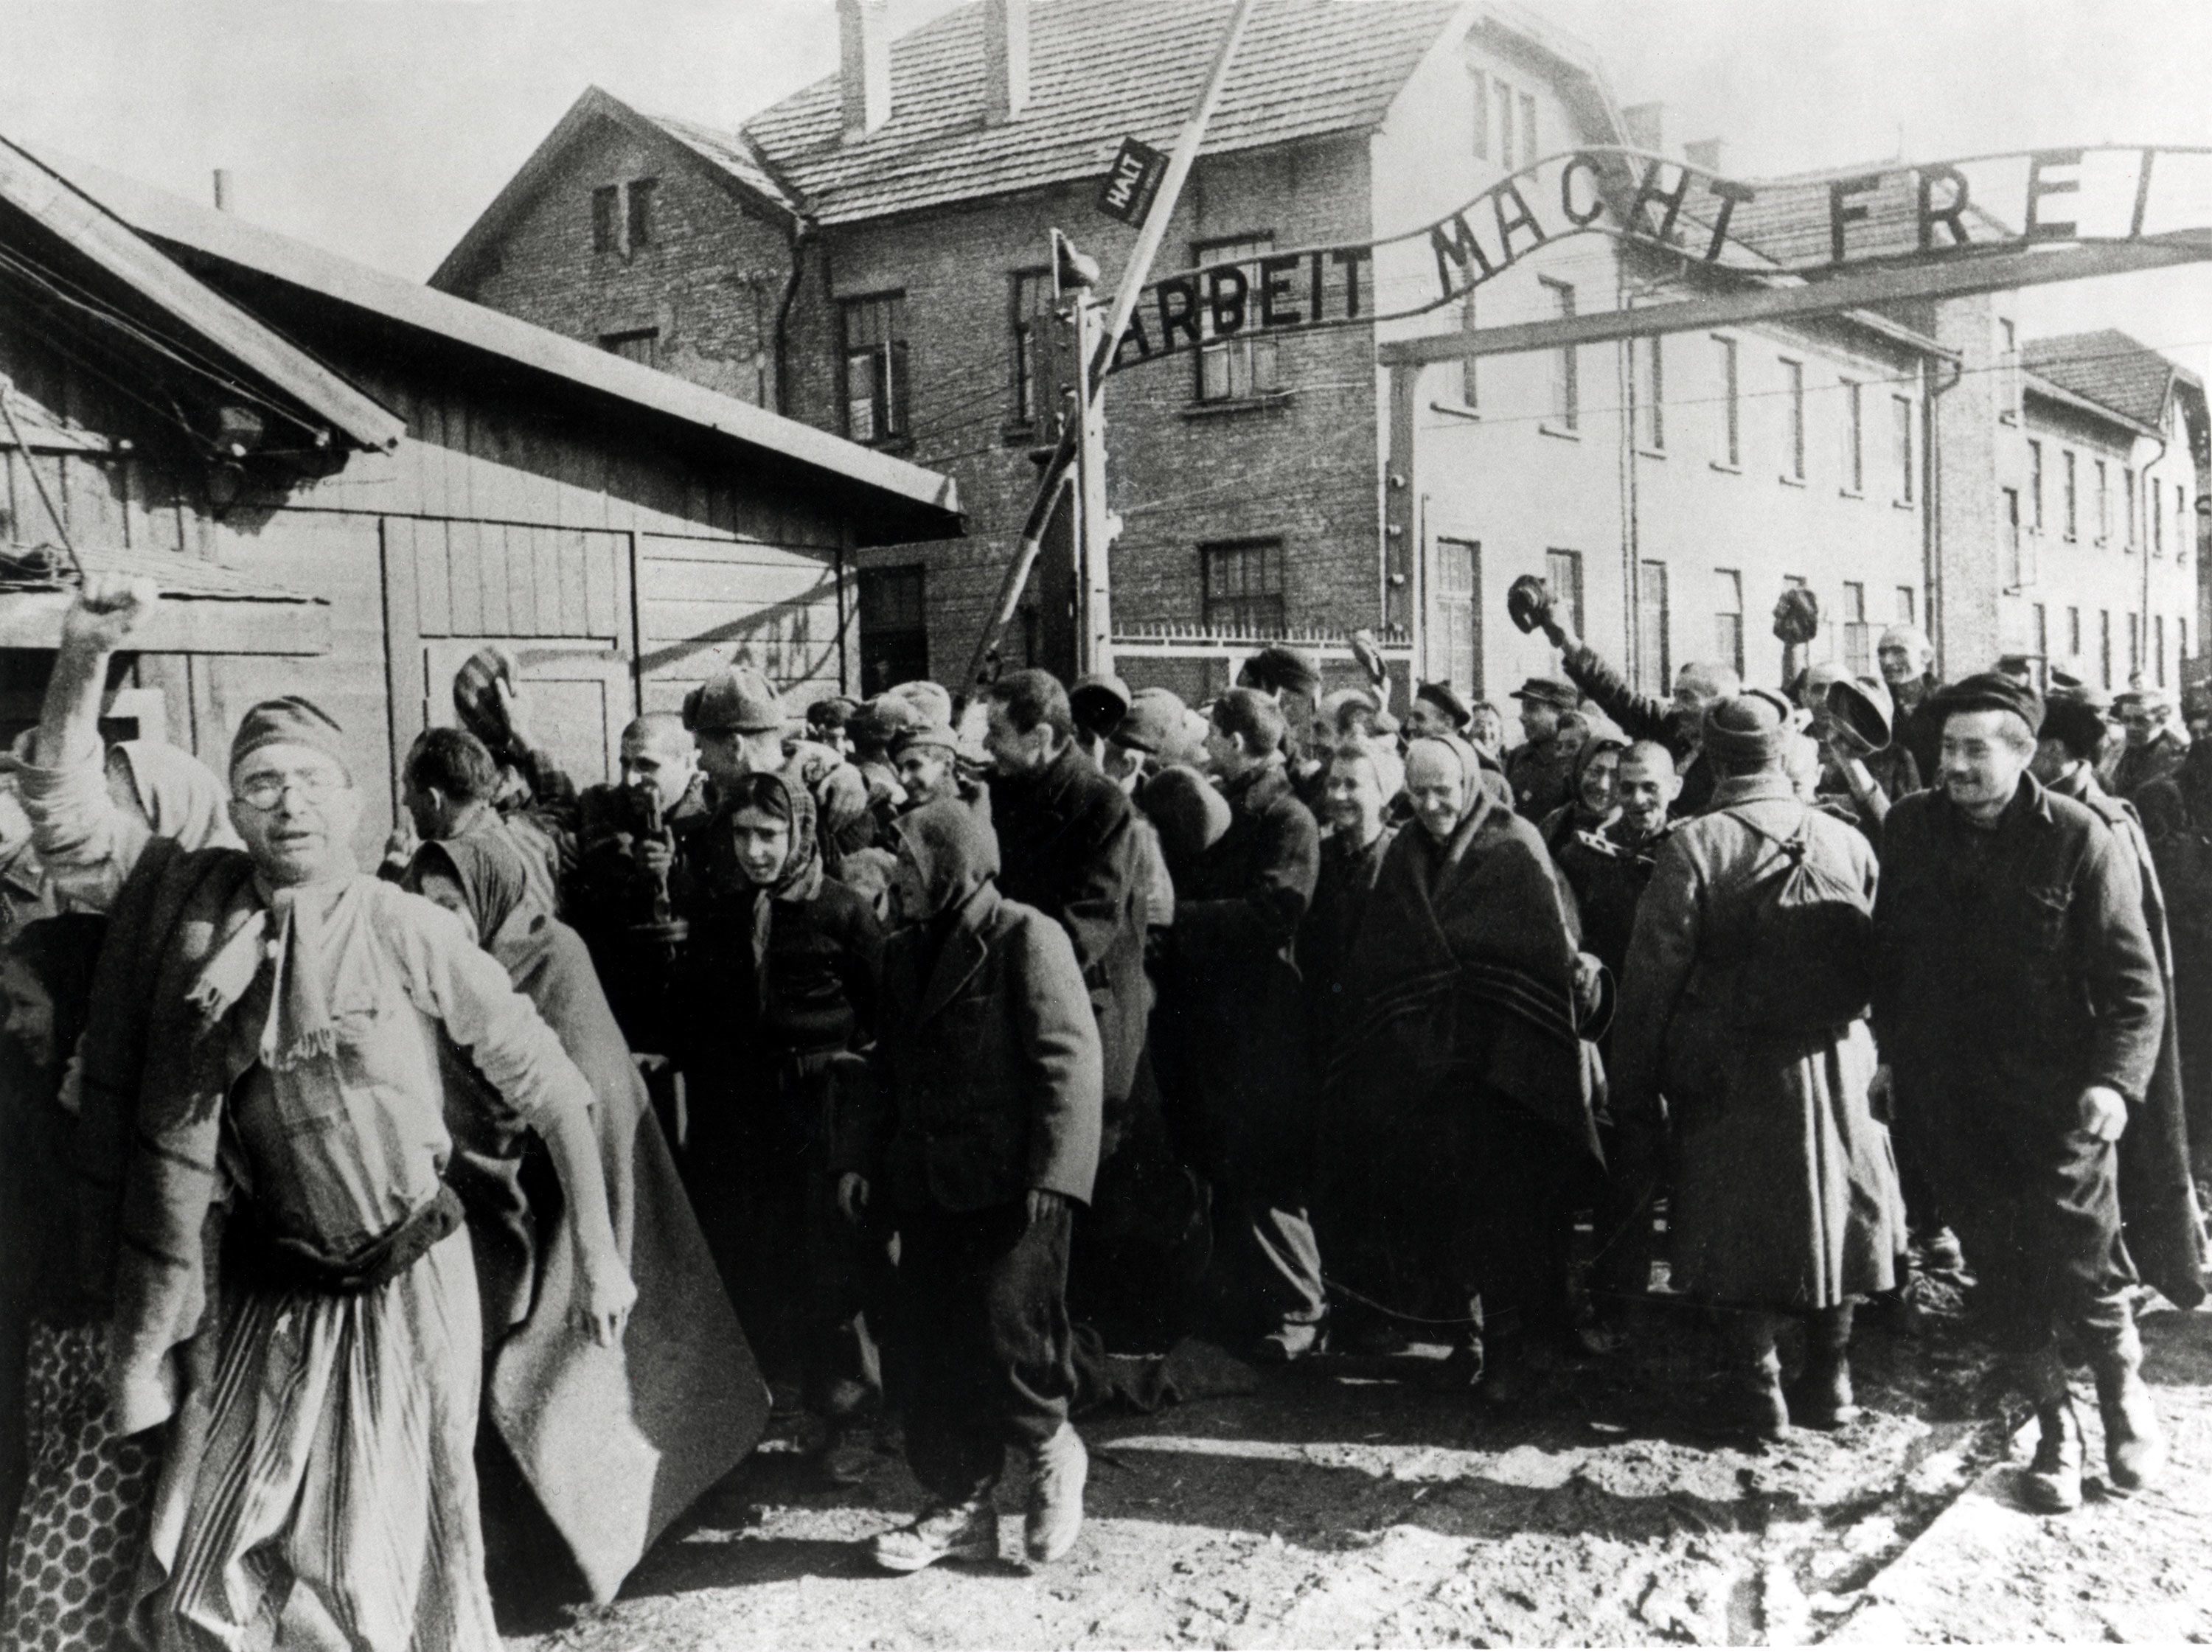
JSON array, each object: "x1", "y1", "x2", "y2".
[{"x1": 2, "y1": 0, "x2": 2206, "y2": 375}]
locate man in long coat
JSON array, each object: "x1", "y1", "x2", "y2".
[
  {"x1": 1613, "y1": 694, "x2": 1905, "y2": 1435},
  {"x1": 1874, "y1": 675, "x2": 2168, "y2": 1513},
  {"x1": 1156, "y1": 689, "x2": 1325, "y2": 1360},
  {"x1": 2140, "y1": 742, "x2": 2212, "y2": 1177}
]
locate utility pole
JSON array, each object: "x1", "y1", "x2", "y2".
[
  {"x1": 1071, "y1": 278, "x2": 1118, "y2": 675},
  {"x1": 965, "y1": 0, "x2": 1262, "y2": 684}
]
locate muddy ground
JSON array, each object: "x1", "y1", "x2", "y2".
[{"x1": 500, "y1": 1283, "x2": 2212, "y2": 1648}]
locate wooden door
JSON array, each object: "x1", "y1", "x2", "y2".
[{"x1": 422, "y1": 638, "x2": 632, "y2": 790}]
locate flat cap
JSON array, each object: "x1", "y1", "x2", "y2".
[
  {"x1": 1509, "y1": 675, "x2": 1582, "y2": 710},
  {"x1": 1932, "y1": 672, "x2": 2044, "y2": 736},
  {"x1": 2040, "y1": 697, "x2": 2111, "y2": 760},
  {"x1": 890, "y1": 721, "x2": 961, "y2": 759},
  {"x1": 1237, "y1": 644, "x2": 1321, "y2": 699},
  {"x1": 1110, "y1": 686, "x2": 1190, "y2": 756},
  {"x1": 806, "y1": 695, "x2": 858, "y2": 731},
  {"x1": 683, "y1": 664, "x2": 785, "y2": 734},
  {"x1": 1415, "y1": 680, "x2": 1472, "y2": 728}
]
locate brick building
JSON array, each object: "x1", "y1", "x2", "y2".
[{"x1": 437, "y1": 0, "x2": 2207, "y2": 705}]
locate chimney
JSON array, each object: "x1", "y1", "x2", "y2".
[
  {"x1": 839, "y1": 0, "x2": 891, "y2": 139},
  {"x1": 1683, "y1": 137, "x2": 1725, "y2": 173},
  {"x1": 982, "y1": 0, "x2": 1030, "y2": 125},
  {"x1": 1621, "y1": 102, "x2": 1665, "y2": 154},
  {"x1": 212, "y1": 169, "x2": 233, "y2": 212}
]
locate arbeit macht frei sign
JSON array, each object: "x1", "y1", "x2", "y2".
[{"x1": 1106, "y1": 145, "x2": 2212, "y2": 372}]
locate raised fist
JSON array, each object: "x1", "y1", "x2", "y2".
[{"x1": 60, "y1": 574, "x2": 161, "y2": 655}]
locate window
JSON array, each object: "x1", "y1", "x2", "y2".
[
  {"x1": 1842, "y1": 581, "x2": 1869, "y2": 675},
  {"x1": 2002, "y1": 488, "x2": 2023, "y2": 588},
  {"x1": 1434, "y1": 538, "x2": 1481, "y2": 694},
  {"x1": 857, "y1": 565, "x2": 928, "y2": 695},
  {"x1": 2181, "y1": 618, "x2": 2191, "y2": 663},
  {"x1": 2156, "y1": 615, "x2": 2168, "y2": 687},
  {"x1": 1896, "y1": 585, "x2": 1917, "y2": 624},
  {"x1": 1010, "y1": 269, "x2": 1054, "y2": 426},
  {"x1": 2125, "y1": 467, "x2": 2138, "y2": 546},
  {"x1": 2096, "y1": 459, "x2": 2110, "y2": 543},
  {"x1": 840, "y1": 293, "x2": 910, "y2": 445},
  {"x1": 599, "y1": 328, "x2": 658, "y2": 368},
  {"x1": 1637, "y1": 560, "x2": 1669, "y2": 691},
  {"x1": 1998, "y1": 316, "x2": 2020, "y2": 423},
  {"x1": 2028, "y1": 440, "x2": 2045, "y2": 530},
  {"x1": 1546, "y1": 548, "x2": 1586, "y2": 638},
  {"x1": 1891, "y1": 395, "x2": 1914, "y2": 502},
  {"x1": 591, "y1": 185, "x2": 620, "y2": 253},
  {"x1": 1202, "y1": 540, "x2": 1285, "y2": 633},
  {"x1": 1714, "y1": 569, "x2": 1745, "y2": 676},
  {"x1": 1634, "y1": 335, "x2": 1663, "y2": 450},
  {"x1": 1781, "y1": 358, "x2": 1805, "y2": 481},
  {"x1": 1194, "y1": 236, "x2": 1280, "y2": 403},
  {"x1": 1470, "y1": 70, "x2": 1489, "y2": 160},
  {"x1": 1840, "y1": 379, "x2": 1863, "y2": 492},
  {"x1": 1495, "y1": 78, "x2": 1514, "y2": 170},
  {"x1": 2180, "y1": 487, "x2": 2192, "y2": 560},
  {"x1": 625, "y1": 177, "x2": 658, "y2": 248},
  {"x1": 2101, "y1": 610, "x2": 2113, "y2": 689},
  {"x1": 2067, "y1": 605, "x2": 2081, "y2": 659},
  {"x1": 2129, "y1": 611, "x2": 2142, "y2": 679},
  {"x1": 2034, "y1": 604, "x2": 2049, "y2": 680},
  {"x1": 1518, "y1": 91, "x2": 1537, "y2": 168},
  {"x1": 1540, "y1": 279, "x2": 1577, "y2": 431},
  {"x1": 1713, "y1": 335, "x2": 1739, "y2": 467},
  {"x1": 2062, "y1": 450, "x2": 2078, "y2": 540}
]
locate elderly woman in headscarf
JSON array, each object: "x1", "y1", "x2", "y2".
[
  {"x1": 1328, "y1": 733, "x2": 1602, "y2": 1400},
  {"x1": 407, "y1": 829, "x2": 756, "y2": 1605},
  {"x1": 24, "y1": 737, "x2": 240, "y2": 910},
  {"x1": 1, "y1": 917, "x2": 159, "y2": 1652},
  {"x1": 674, "y1": 768, "x2": 887, "y2": 1478}
]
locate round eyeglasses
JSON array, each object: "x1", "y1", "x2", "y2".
[{"x1": 234, "y1": 770, "x2": 343, "y2": 812}]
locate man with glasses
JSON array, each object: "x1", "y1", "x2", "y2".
[{"x1": 19, "y1": 576, "x2": 634, "y2": 1651}]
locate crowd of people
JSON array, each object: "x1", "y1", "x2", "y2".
[{"x1": 2, "y1": 568, "x2": 2209, "y2": 1648}]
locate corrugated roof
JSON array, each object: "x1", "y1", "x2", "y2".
[
  {"x1": 738, "y1": 0, "x2": 1464, "y2": 226},
  {"x1": 2024, "y1": 329, "x2": 2183, "y2": 430},
  {"x1": 27, "y1": 143, "x2": 961, "y2": 534}
]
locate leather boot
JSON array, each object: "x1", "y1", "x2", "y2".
[
  {"x1": 1786, "y1": 1305, "x2": 1860, "y2": 1429},
  {"x1": 1727, "y1": 1311, "x2": 1788, "y2": 1440},
  {"x1": 2093, "y1": 1339, "x2": 2167, "y2": 1494},
  {"x1": 2022, "y1": 1398, "x2": 2084, "y2": 1514}
]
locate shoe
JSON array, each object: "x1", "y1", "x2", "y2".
[
  {"x1": 2095, "y1": 1359, "x2": 2167, "y2": 1494},
  {"x1": 819, "y1": 1424, "x2": 876, "y2": 1487},
  {"x1": 1024, "y1": 1423, "x2": 1088, "y2": 1565},
  {"x1": 1253, "y1": 1320, "x2": 1326, "y2": 1364},
  {"x1": 2021, "y1": 1401, "x2": 2084, "y2": 1514},
  {"x1": 1787, "y1": 1306, "x2": 1860, "y2": 1429},
  {"x1": 1739, "y1": 1357, "x2": 1790, "y2": 1440},
  {"x1": 870, "y1": 1502, "x2": 998, "y2": 1572},
  {"x1": 1913, "y1": 1227, "x2": 1966, "y2": 1275}
]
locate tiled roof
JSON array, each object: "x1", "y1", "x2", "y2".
[
  {"x1": 737, "y1": 0, "x2": 1465, "y2": 226},
  {"x1": 2024, "y1": 329, "x2": 2181, "y2": 430},
  {"x1": 1725, "y1": 164, "x2": 2015, "y2": 273},
  {"x1": 649, "y1": 112, "x2": 801, "y2": 217}
]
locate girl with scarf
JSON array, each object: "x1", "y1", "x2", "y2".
[
  {"x1": 1328, "y1": 734, "x2": 1601, "y2": 1401},
  {"x1": 676, "y1": 769, "x2": 886, "y2": 1476},
  {"x1": 408, "y1": 832, "x2": 758, "y2": 1606},
  {"x1": 2, "y1": 917, "x2": 158, "y2": 1652}
]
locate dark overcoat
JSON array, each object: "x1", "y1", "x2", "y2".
[
  {"x1": 842, "y1": 882, "x2": 1102, "y2": 1214},
  {"x1": 1874, "y1": 777, "x2": 2165, "y2": 1298},
  {"x1": 2141, "y1": 767, "x2": 2212, "y2": 1175},
  {"x1": 990, "y1": 745, "x2": 1149, "y2": 1112},
  {"x1": 1154, "y1": 761, "x2": 1319, "y2": 1182}
]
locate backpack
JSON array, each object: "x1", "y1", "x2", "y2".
[{"x1": 1721, "y1": 806, "x2": 1874, "y2": 1036}]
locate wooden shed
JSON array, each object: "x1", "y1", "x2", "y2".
[{"x1": 0, "y1": 134, "x2": 961, "y2": 854}]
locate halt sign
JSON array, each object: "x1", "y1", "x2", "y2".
[{"x1": 1097, "y1": 136, "x2": 1167, "y2": 227}]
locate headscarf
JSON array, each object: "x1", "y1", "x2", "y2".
[
  {"x1": 721, "y1": 770, "x2": 823, "y2": 905},
  {"x1": 1330, "y1": 736, "x2": 1405, "y2": 812},
  {"x1": 4, "y1": 913, "x2": 106, "y2": 1079},
  {"x1": 410, "y1": 832, "x2": 545, "y2": 964},
  {"x1": 112, "y1": 740, "x2": 240, "y2": 851},
  {"x1": 1405, "y1": 733, "x2": 1490, "y2": 835},
  {"x1": 1569, "y1": 732, "x2": 1629, "y2": 818},
  {"x1": 892, "y1": 795, "x2": 999, "y2": 923}
]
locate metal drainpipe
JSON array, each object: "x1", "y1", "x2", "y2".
[
  {"x1": 2140, "y1": 419, "x2": 2168, "y2": 689},
  {"x1": 772, "y1": 222, "x2": 813, "y2": 418},
  {"x1": 1618, "y1": 293, "x2": 1639, "y2": 683},
  {"x1": 1924, "y1": 350, "x2": 1963, "y2": 677}
]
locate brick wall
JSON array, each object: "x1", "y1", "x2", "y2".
[{"x1": 446, "y1": 116, "x2": 793, "y2": 408}]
